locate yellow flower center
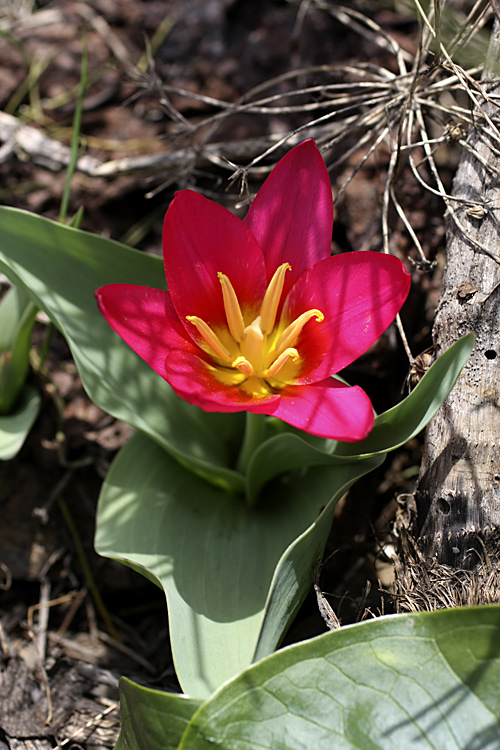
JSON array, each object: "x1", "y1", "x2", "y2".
[{"x1": 186, "y1": 263, "x2": 324, "y2": 397}]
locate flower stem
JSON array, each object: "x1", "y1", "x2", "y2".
[{"x1": 237, "y1": 411, "x2": 266, "y2": 474}]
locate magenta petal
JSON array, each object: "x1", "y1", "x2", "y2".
[
  {"x1": 283, "y1": 251, "x2": 411, "y2": 383},
  {"x1": 244, "y1": 140, "x2": 333, "y2": 297},
  {"x1": 163, "y1": 191, "x2": 267, "y2": 327},
  {"x1": 164, "y1": 349, "x2": 280, "y2": 414},
  {"x1": 95, "y1": 284, "x2": 198, "y2": 380},
  {"x1": 270, "y1": 379, "x2": 374, "y2": 441}
]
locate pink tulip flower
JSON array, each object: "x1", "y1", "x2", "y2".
[{"x1": 96, "y1": 140, "x2": 410, "y2": 441}]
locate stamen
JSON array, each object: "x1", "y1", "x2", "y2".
[
  {"x1": 218, "y1": 272, "x2": 245, "y2": 342},
  {"x1": 232, "y1": 356, "x2": 254, "y2": 377},
  {"x1": 186, "y1": 316, "x2": 232, "y2": 362},
  {"x1": 241, "y1": 316, "x2": 264, "y2": 371},
  {"x1": 275, "y1": 309, "x2": 324, "y2": 354},
  {"x1": 266, "y1": 347, "x2": 299, "y2": 377},
  {"x1": 260, "y1": 263, "x2": 291, "y2": 334}
]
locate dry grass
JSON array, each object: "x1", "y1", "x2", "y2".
[
  {"x1": 4, "y1": 0, "x2": 499, "y2": 361},
  {"x1": 393, "y1": 527, "x2": 500, "y2": 611}
]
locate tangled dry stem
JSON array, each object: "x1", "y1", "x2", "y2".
[{"x1": 4, "y1": 0, "x2": 499, "y2": 364}]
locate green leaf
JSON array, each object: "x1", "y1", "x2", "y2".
[
  {"x1": 334, "y1": 334, "x2": 475, "y2": 458},
  {"x1": 95, "y1": 431, "x2": 379, "y2": 697},
  {"x1": 179, "y1": 606, "x2": 500, "y2": 750},
  {"x1": 253, "y1": 452, "x2": 384, "y2": 663},
  {"x1": 246, "y1": 432, "x2": 376, "y2": 505},
  {"x1": 0, "y1": 285, "x2": 38, "y2": 414},
  {"x1": 0, "y1": 206, "x2": 244, "y2": 493},
  {"x1": 245, "y1": 336, "x2": 473, "y2": 501},
  {"x1": 115, "y1": 677, "x2": 201, "y2": 750},
  {"x1": 0, "y1": 385, "x2": 40, "y2": 460}
]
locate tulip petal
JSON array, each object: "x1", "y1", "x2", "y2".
[
  {"x1": 244, "y1": 140, "x2": 333, "y2": 298},
  {"x1": 163, "y1": 191, "x2": 267, "y2": 328},
  {"x1": 164, "y1": 348, "x2": 280, "y2": 414},
  {"x1": 95, "y1": 284, "x2": 198, "y2": 380},
  {"x1": 270, "y1": 378, "x2": 374, "y2": 441},
  {"x1": 282, "y1": 251, "x2": 411, "y2": 383}
]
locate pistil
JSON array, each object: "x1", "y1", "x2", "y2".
[{"x1": 241, "y1": 316, "x2": 264, "y2": 372}]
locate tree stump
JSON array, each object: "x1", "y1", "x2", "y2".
[{"x1": 395, "y1": 25, "x2": 500, "y2": 608}]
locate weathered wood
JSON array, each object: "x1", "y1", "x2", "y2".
[{"x1": 405, "y1": 21, "x2": 500, "y2": 577}]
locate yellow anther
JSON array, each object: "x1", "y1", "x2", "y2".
[
  {"x1": 241, "y1": 316, "x2": 264, "y2": 372},
  {"x1": 275, "y1": 309, "x2": 324, "y2": 355},
  {"x1": 218, "y1": 272, "x2": 245, "y2": 342},
  {"x1": 266, "y1": 348, "x2": 299, "y2": 377},
  {"x1": 186, "y1": 316, "x2": 232, "y2": 362},
  {"x1": 232, "y1": 356, "x2": 254, "y2": 377},
  {"x1": 189, "y1": 261, "x2": 318, "y2": 397},
  {"x1": 260, "y1": 263, "x2": 291, "y2": 334}
]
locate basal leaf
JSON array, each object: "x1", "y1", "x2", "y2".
[
  {"x1": 0, "y1": 385, "x2": 40, "y2": 460},
  {"x1": 253, "y1": 451, "x2": 384, "y2": 662},
  {"x1": 0, "y1": 285, "x2": 38, "y2": 414},
  {"x1": 95, "y1": 431, "x2": 376, "y2": 697},
  {"x1": 245, "y1": 336, "x2": 473, "y2": 501},
  {"x1": 246, "y1": 432, "x2": 377, "y2": 505},
  {"x1": 333, "y1": 334, "x2": 475, "y2": 458},
  {"x1": 116, "y1": 677, "x2": 201, "y2": 750}
]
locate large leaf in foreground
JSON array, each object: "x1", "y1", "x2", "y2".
[
  {"x1": 178, "y1": 606, "x2": 500, "y2": 749},
  {"x1": 0, "y1": 206, "x2": 244, "y2": 492},
  {"x1": 95, "y1": 431, "x2": 380, "y2": 697}
]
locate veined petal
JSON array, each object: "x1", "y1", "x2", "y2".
[
  {"x1": 269, "y1": 379, "x2": 374, "y2": 441},
  {"x1": 163, "y1": 191, "x2": 267, "y2": 329},
  {"x1": 282, "y1": 251, "x2": 411, "y2": 383},
  {"x1": 244, "y1": 140, "x2": 333, "y2": 301},
  {"x1": 95, "y1": 284, "x2": 199, "y2": 380}
]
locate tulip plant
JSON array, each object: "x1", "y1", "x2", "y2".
[{"x1": 0, "y1": 140, "x2": 492, "y2": 750}]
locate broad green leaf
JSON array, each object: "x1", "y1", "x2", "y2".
[
  {"x1": 116, "y1": 677, "x2": 201, "y2": 750},
  {"x1": 0, "y1": 206, "x2": 244, "y2": 493},
  {"x1": 0, "y1": 285, "x2": 38, "y2": 414},
  {"x1": 246, "y1": 432, "x2": 377, "y2": 505},
  {"x1": 95, "y1": 431, "x2": 379, "y2": 697},
  {"x1": 333, "y1": 334, "x2": 475, "y2": 458},
  {"x1": 179, "y1": 606, "x2": 500, "y2": 750},
  {"x1": 253, "y1": 451, "x2": 384, "y2": 662},
  {"x1": 0, "y1": 284, "x2": 30, "y2": 351},
  {"x1": 0, "y1": 385, "x2": 40, "y2": 460}
]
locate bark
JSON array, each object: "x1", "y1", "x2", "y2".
[{"x1": 395, "y1": 20, "x2": 500, "y2": 604}]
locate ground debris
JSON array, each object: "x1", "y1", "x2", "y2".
[{"x1": 0, "y1": 650, "x2": 120, "y2": 748}]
